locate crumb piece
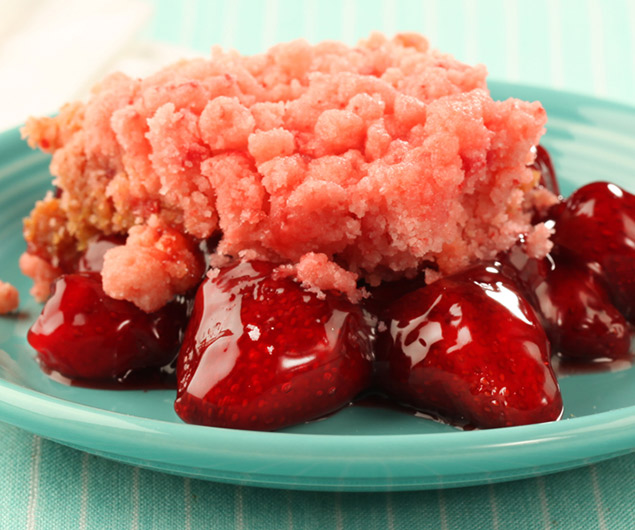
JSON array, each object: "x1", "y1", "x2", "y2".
[
  {"x1": 424, "y1": 269, "x2": 443, "y2": 285},
  {"x1": 525, "y1": 223, "x2": 554, "y2": 259},
  {"x1": 529, "y1": 185, "x2": 561, "y2": 215},
  {"x1": 21, "y1": 102, "x2": 85, "y2": 152},
  {"x1": 22, "y1": 193, "x2": 80, "y2": 270},
  {"x1": 102, "y1": 217, "x2": 205, "y2": 312},
  {"x1": 199, "y1": 96, "x2": 255, "y2": 150},
  {"x1": 19, "y1": 253, "x2": 61, "y2": 302},
  {"x1": 293, "y1": 252, "x2": 361, "y2": 302},
  {"x1": 0, "y1": 280, "x2": 19, "y2": 314},
  {"x1": 248, "y1": 128, "x2": 295, "y2": 164}
]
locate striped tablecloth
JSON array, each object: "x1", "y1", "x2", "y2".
[{"x1": 2, "y1": 1, "x2": 634, "y2": 528}]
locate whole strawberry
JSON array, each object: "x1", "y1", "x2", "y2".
[
  {"x1": 504, "y1": 246, "x2": 631, "y2": 361},
  {"x1": 375, "y1": 263, "x2": 563, "y2": 429},
  {"x1": 27, "y1": 272, "x2": 189, "y2": 380},
  {"x1": 174, "y1": 261, "x2": 374, "y2": 431},
  {"x1": 552, "y1": 182, "x2": 635, "y2": 322}
]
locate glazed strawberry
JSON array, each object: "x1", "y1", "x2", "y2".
[
  {"x1": 27, "y1": 272, "x2": 189, "y2": 380},
  {"x1": 552, "y1": 182, "x2": 635, "y2": 322},
  {"x1": 504, "y1": 246, "x2": 631, "y2": 361},
  {"x1": 375, "y1": 263, "x2": 563, "y2": 429},
  {"x1": 174, "y1": 261, "x2": 374, "y2": 431}
]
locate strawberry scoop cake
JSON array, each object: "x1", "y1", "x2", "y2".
[{"x1": 14, "y1": 33, "x2": 635, "y2": 431}]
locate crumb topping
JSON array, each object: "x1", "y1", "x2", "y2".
[{"x1": 21, "y1": 32, "x2": 552, "y2": 309}]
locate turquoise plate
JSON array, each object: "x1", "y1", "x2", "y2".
[{"x1": 0, "y1": 83, "x2": 634, "y2": 491}]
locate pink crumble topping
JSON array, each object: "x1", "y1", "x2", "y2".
[
  {"x1": 294, "y1": 253, "x2": 362, "y2": 302},
  {"x1": 525, "y1": 223, "x2": 554, "y2": 259},
  {"x1": 0, "y1": 280, "x2": 19, "y2": 314},
  {"x1": 101, "y1": 216, "x2": 205, "y2": 312},
  {"x1": 19, "y1": 253, "x2": 61, "y2": 302},
  {"x1": 21, "y1": 32, "x2": 554, "y2": 308}
]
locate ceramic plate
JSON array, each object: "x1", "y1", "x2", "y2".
[{"x1": 0, "y1": 82, "x2": 634, "y2": 491}]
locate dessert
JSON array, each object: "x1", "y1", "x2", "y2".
[
  {"x1": 16, "y1": 33, "x2": 634, "y2": 431},
  {"x1": 20, "y1": 32, "x2": 552, "y2": 309}
]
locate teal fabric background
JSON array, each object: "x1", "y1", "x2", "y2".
[
  {"x1": 2, "y1": 422, "x2": 634, "y2": 529},
  {"x1": 1, "y1": 1, "x2": 634, "y2": 528},
  {"x1": 146, "y1": 0, "x2": 635, "y2": 106}
]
